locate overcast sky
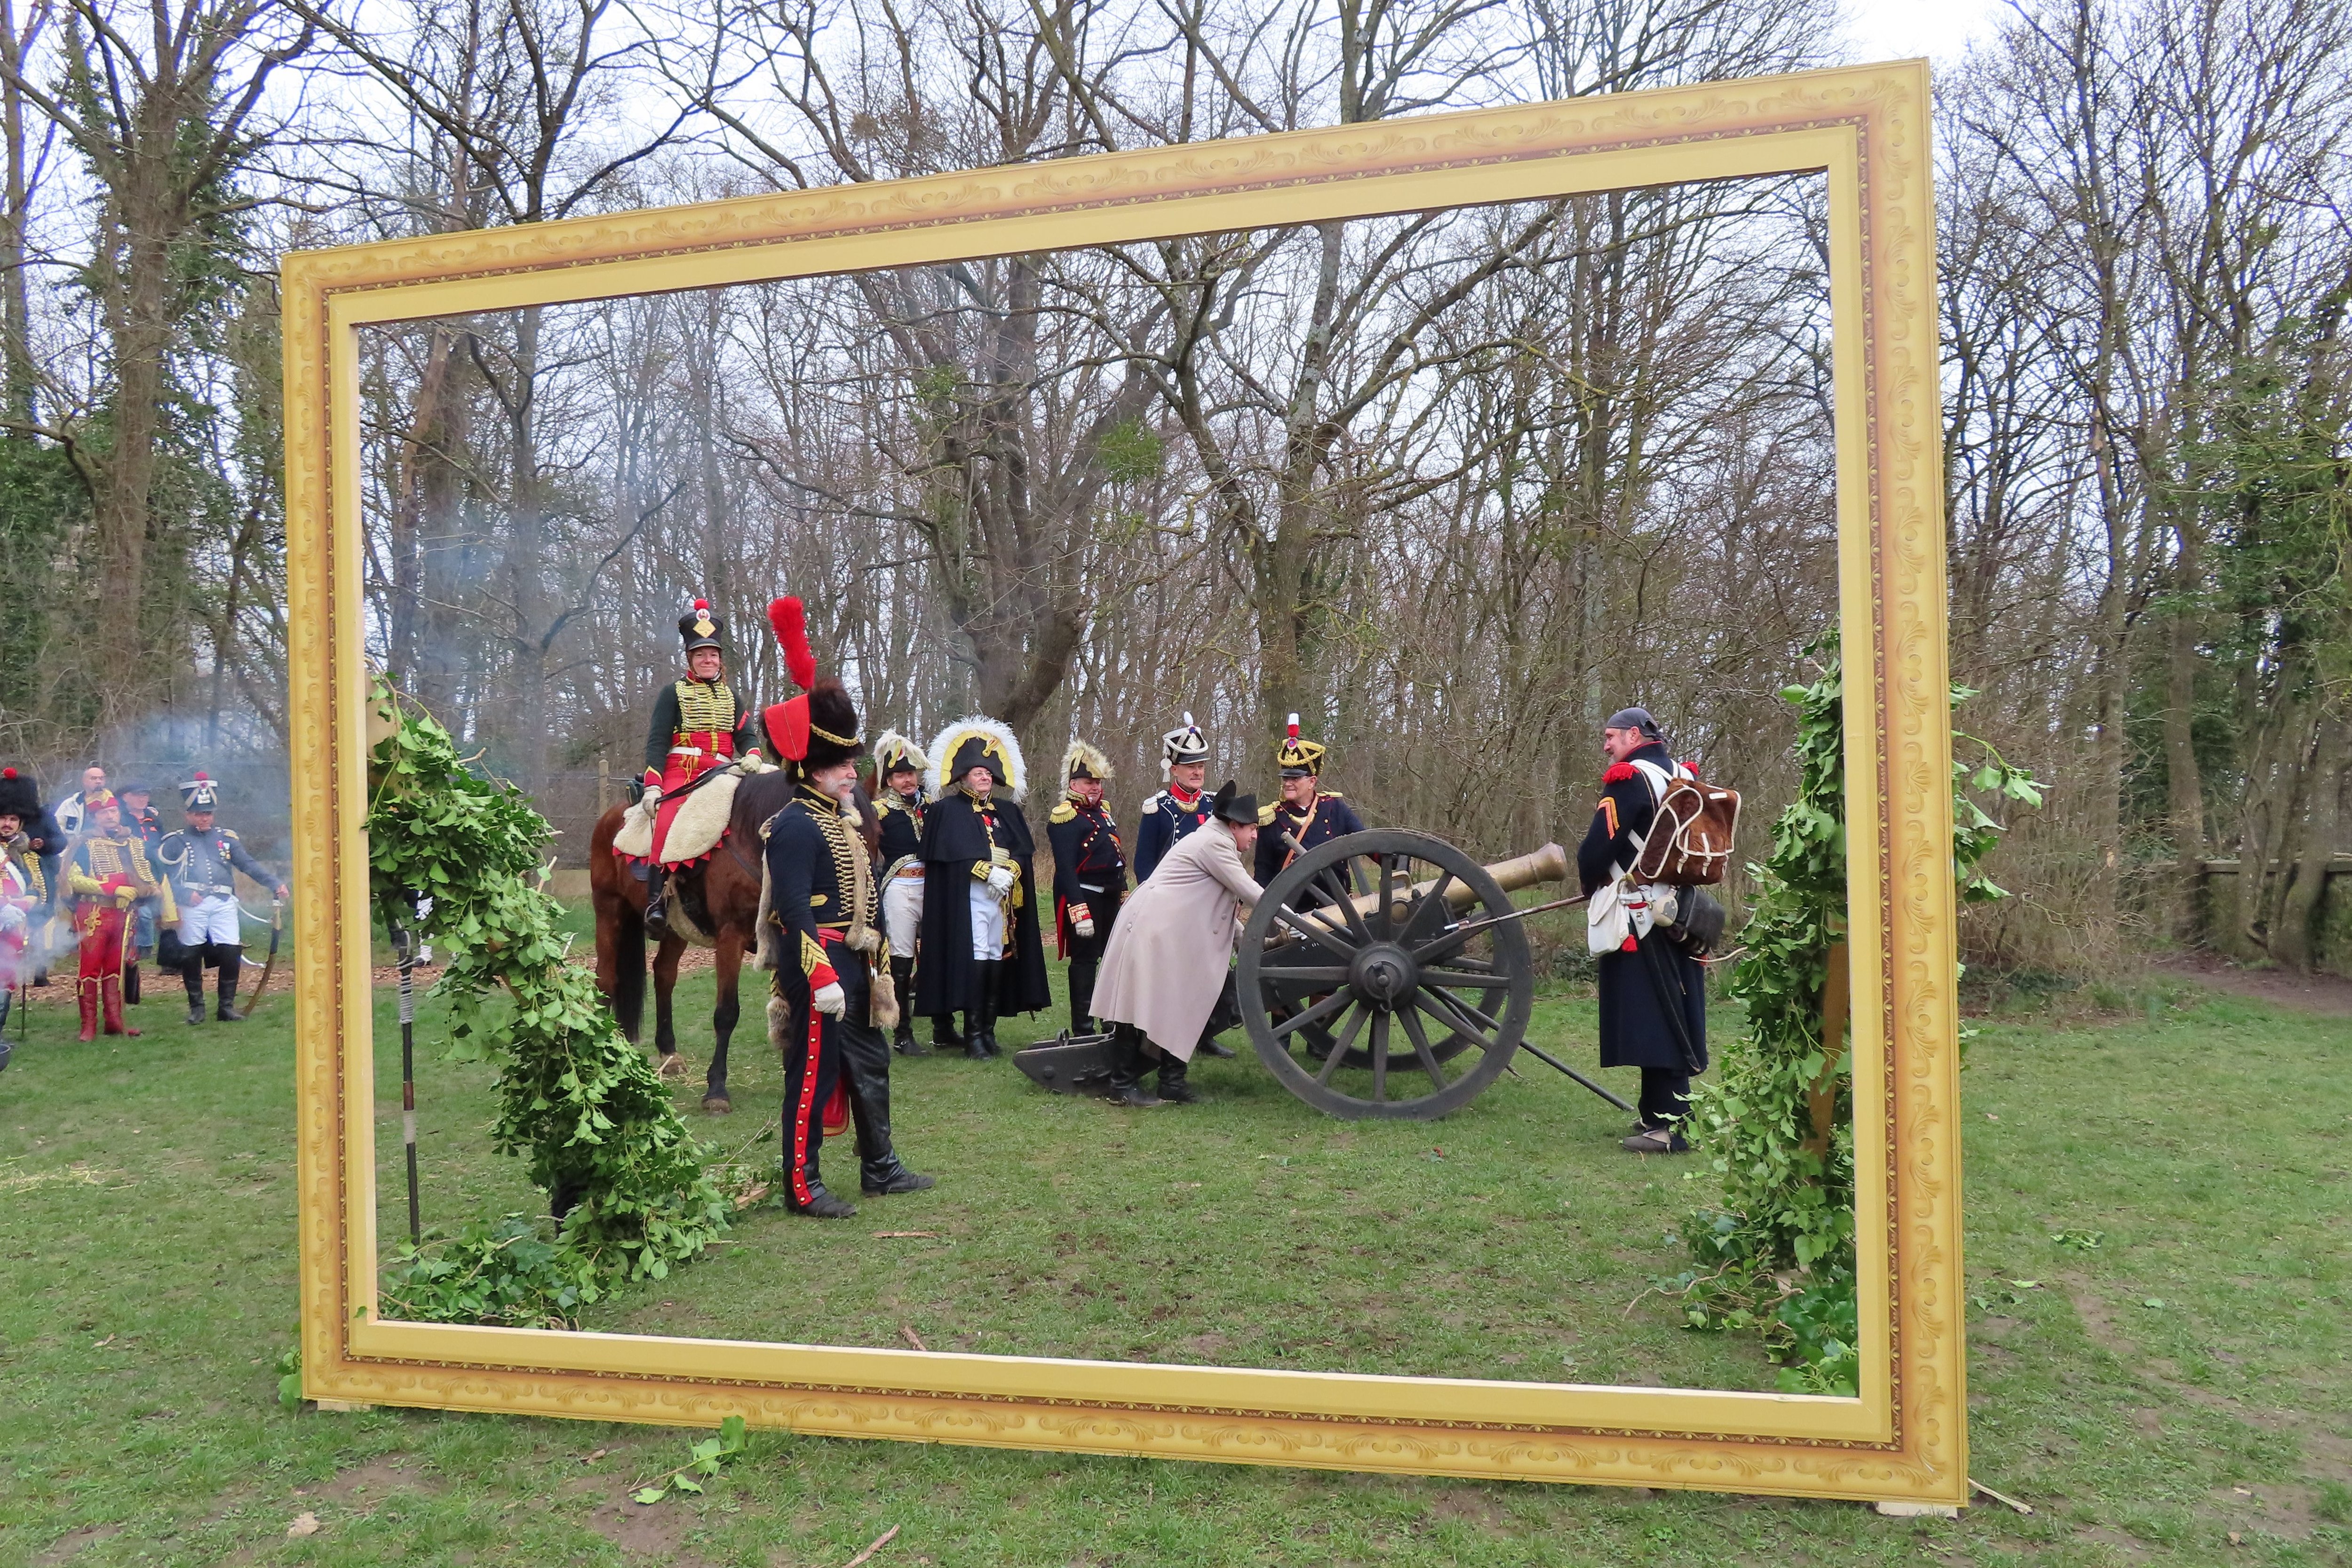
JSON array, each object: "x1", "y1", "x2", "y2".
[{"x1": 1839, "y1": 0, "x2": 2011, "y2": 63}]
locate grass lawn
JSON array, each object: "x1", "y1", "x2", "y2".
[{"x1": 1, "y1": 951, "x2": 2345, "y2": 1566}]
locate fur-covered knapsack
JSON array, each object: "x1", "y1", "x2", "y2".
[{"x1": 1628, "y1": 759, "x2": 1740, "y2": 887}]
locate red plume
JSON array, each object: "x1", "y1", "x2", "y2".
[{"x1": 769, "y1": 597, "x2": 815, "y2": 692}]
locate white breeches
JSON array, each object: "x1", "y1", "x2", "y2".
[
  {"x1": 967, "y1": 880, "x2": 1007, "y2": 959},
  {"x1": 884, "y1": 873, "x2": 925, "y2": 959},
  {"x1": 179, "y1": 893, "x2": 240, "y2": 947}
]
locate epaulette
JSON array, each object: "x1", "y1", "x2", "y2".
[
  {"x1": 220, "y1": 827, "x2": 240, "y2": 839},
  {"x1": 1255, "y1": 804, "x2": 1277, "y2": 827},
  {"x1": 1319, "y1": 790, "x2": 1344, "y2": 801},
  {"x1": 1049, "y1": 800, "x2": 1078, "y2": 824},
  {"x1": 1601, "y1": 763, "x2": 1638, "y2": 785},
  {"x1": 1142, "y1": 790, "x2": 1167, "y2": 812},
  {"x1": 876, "y1": 796, "x2": 900, "y2": 813}
]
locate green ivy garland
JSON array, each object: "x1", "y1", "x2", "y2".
[
  {"x1": 366, "y1": 683, "x2": 728, "y2": 1314},
  {"x1": 1666, "y1": 637, "x2": 2040, "y2": 1392}
]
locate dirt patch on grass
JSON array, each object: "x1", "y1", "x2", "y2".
[
  {"x1": 583, "y1": 1494, "x2": 714, "y2": 1562},
  {"x1": 1426, "y1": 1487, "x2": 1510, "y2": 1530},
  {"x1": 32, "y1": 1525, "x2": 120, "y2": 1566},
  {"x1": 313, "y1": 1456, "x2": 436, "y2": 1507},
  {"x1": 2147, "y1": 953, "x2": 2352, "y2": 1018}
]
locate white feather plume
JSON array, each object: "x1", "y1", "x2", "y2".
[{"x1": 928, "y1": 715, "x2": 1025, "y2": 801}]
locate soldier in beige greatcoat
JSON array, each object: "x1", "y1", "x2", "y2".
[{"x1": 1090, "y1": 779, "x2": 1263, "y2": 1106}]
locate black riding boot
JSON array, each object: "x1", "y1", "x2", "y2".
[
  {"x1": 1104, "y1": 1023, "x2": 1164, "y2": 1107},
  {"x1": 840, "y1": 1016, "x2": 936, "y2": 1197},
  {"x1": 890, "y1": 957, "x2": 925, "y2": 1055},
  {"x1": 183, "y1": 958, "x2": 207, "y2": 1025},
  {"x1": 214, "y1": 945, "x2": 246, "y2": 1022},
  {"x1": 1068, "y1": 956, "x2": 1097, "y2": 1037},
  {"x1": 792, "y1": 1146, "x2": 858, "y2": 1218},
  {"x1": 643, "y1": 863, "x2": 672, "y2": 942},
  {"x1": 123, "y1": 960, "x2": 141, "y2": 1005},
  {"x1": 965, "y1": 960, "x2": 1000, "y2": 1059},
  {"x1": 1156, "y1": 1050, "x2": 1200, "y2": 1105}
]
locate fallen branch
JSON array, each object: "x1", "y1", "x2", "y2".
[{"x1": 842, "y1": 1523, "x2": 900, "y2": 1567}]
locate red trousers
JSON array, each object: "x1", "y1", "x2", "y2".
[{"x1": 77, "y1": 905, "x2": 127, "y2": 984}]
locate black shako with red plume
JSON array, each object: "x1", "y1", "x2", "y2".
[{"x1": 763, "y1": 597, "x2": 862, "y2": 774}]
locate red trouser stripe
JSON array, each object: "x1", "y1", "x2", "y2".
[{"x1": 789, "y1": 1001, "x2": 825, "y2": 1206}]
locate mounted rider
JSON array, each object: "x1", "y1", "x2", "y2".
[
  {"x1": 153, "y1": 772, "x2": 283, "y2": 1026},
  {"x1": 640, "y1": 599, "x2": 760, "y2": 939}
]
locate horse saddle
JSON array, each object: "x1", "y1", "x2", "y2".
[{"x1": 614, "y1": 770, "x2": 740, "y2": 868}]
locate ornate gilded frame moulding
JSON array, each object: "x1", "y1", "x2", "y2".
[{"x1": 285, "y1": 60, "x2": 1963, "y2": 1505}]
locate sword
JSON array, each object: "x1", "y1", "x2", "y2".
[{"x1": 243, "y1": 898, "x2": 283, "y2": 1015}]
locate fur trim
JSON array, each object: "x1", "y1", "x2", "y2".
[
  {"x1": 769, "y1": 597, "x2": 815, "y2": 691},
  {"x1": 767, "y1": 992, "x2": 793, "y2": 1060},
  {"x1": 1062, "y1": 738, "x2": 1112, "y2": 782},
  {"x1": 612, "y1": 795, "x2": 657, "y2": 860},
  {"x1": 658, "y1": 771, "x2": 739, "y2": 867},
  {"x1": 873, "y1": 729, "x2": 929, "y2": 777},
  {"x1": 928, "y1": 715, "x2": 1025, "y2": 801}
]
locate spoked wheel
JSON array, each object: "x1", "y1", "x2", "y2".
[{"x1": 1239, "y1": 828, "x2": 1532, "y2": 1121}]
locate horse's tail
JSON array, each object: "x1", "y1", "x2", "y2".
[{"x1": 588, "y1": 804, "x2": 649, "y2": 1042}]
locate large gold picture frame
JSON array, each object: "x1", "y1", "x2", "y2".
[{"x1": 285, "y1": 60, "x2": 1963, "y2": 1506}]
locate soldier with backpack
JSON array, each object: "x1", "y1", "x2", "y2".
[{"x1": 1577, "y1": 707, "x2": 1729, "y2": 1154}]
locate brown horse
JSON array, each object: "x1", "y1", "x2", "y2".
[{"x1": 589, "y1": 771, "x2": 880, "y2": 1114}]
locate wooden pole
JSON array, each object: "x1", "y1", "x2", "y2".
[{"x1": 1808, "y1": 942, "x2": 1848, "y2": 1157}]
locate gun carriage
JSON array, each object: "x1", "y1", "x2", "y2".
[{"x1": 1021, "y1": 828, "x2": 1632, "y2": 1122}]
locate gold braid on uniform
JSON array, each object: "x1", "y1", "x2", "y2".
[{"x1": 674, "y1": 678, "x2": 737, "y2": 733}]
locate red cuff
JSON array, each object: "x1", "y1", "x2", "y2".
[{"x1": 809, "y1": 962, "x2": 839, "y2": 991}]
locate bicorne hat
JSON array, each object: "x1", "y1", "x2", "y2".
[
  {"x1": 1208, "y1": 779, "x2": 1258, "y2": 826},
  {"x1": 678, "y1": 598, "x2": 727, "y2": 655},
  {"x1": 0, "y1": 767, "x2": 39, "y2": 821},
  {"x1": 873, "y1": 731, "x2": 929, "y2": 781},
  {"x1": 1276, "y1": 712, "x2": 1327, "y2": 779},
  {"x1": 929, "y1": 717, "x2": 1025, "y2": 801},
  {"x1": 1159, "y1": 712, "x2": 1209, "y2": 779},
  {"x1": 179, "y1": 772, "x2": 220, "y2": 811},
  {"x1": 1063, "y1": 739, "x2": 1111, "y2": 783},
  {"x1": 763, "y1": 597, "x2": 862, "y2": 773}
]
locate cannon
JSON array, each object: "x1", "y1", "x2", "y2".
[{"x1": 1017, "y1": 828, "x2": 1632, "y2": 1122}]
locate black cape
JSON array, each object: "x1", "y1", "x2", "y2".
[
  {"x1": 911, "y1": 788, "x2": 1051, "y2": 1018},
  {"x1": 1576, "y1": 741, "x2": 1708, "y2": 1074}
]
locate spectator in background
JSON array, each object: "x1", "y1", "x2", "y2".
[{"x1": 53, "y1": 765, "x2": 106, "y2": 839}]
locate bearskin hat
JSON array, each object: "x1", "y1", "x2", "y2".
[
  {"x1": 0, "y1": 766, "x2": 39, "y2": 821},
  {"x1": 763, "y1": 597, "x2": 862, "y2": 774},
  {"x1": 1062, "y1": 739, "x2": 1111, "y2": 782},
  {"x1": 929, "y1": 716, "x2": 1024, "y2": 801},
  {"x1": 678, "y1": 597, "x2": 726, "y2": 654},
  {"x1": 1276, "y1": 712, "x2": 1327, "y2": 779},
  {"x1": 1159, "y1": 711, "x2": 1209, "y2": 779}
]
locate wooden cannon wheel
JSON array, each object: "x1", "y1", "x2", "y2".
[{"x1": 1238, "y1": 829, "x2": 1534, "y2": 1121}]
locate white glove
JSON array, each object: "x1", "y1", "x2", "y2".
[
  {"x1": 1072, "y1": 904, "x2": 1095, "y2": 938},
  {"x1": 640, "y1": 784, "x2": 661, "y2": 813},
  {"x1": 812, "y1": 981, "x2": 847, "y2": 1018},
  {"x1": 0, "y1": 904, "x2": 23, "y2": 935},
  {"x1": 986, "y1": 866, "x2": 1015, "y2": 897}
]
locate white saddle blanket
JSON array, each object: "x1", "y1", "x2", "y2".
[{"x1": 613, "y1": 770, "x2": 740, "y2": 868}]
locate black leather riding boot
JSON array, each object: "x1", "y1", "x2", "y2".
[
  {"x1": 840, "y1": 1017, "x2": 935, "y2": 1197},
  {"x1": 643, "y1": 864, "x2": 671, "y2": 941},
  {"x1": 122, "y1": 960, "x2": 141, "y2": 1005},
  {"x1": 183, "y1": 956, "x2": 206, "y2": 1024},
  {"x1": 1104, "y1": 1023, "x2": 1164, "y2": 1107},
  {"x1": 214, "y1": 945, "x2": 245, "y2": 1021},
  {"x1": 1068, "y1": 956, "x2": 1097, "y2": 1036},
  {"x1": 966, "y1": 960, "x2": 999, "y2": 1059},
  {"x1": 890, "y1": 957, "x2": 925, "y2": 1055},
  {"x1": 1156, "y1": 1050, "x2": 1200, "y2": 1105},
  {"x1": 792, "y1": 1146, "x2": 858, "y2": 1218}
]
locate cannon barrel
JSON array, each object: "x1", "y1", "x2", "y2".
[{"x1": 1280, "y1": 841, "x2": 1570, "y2": 936}]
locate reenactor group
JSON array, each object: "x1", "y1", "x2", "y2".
[
  {"x1": 0, "y1": 763, "x2": 284, "y2": 1060},
  {"x1": 645, "y1": 595, "x2": 1392, "y2": 1216}
]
